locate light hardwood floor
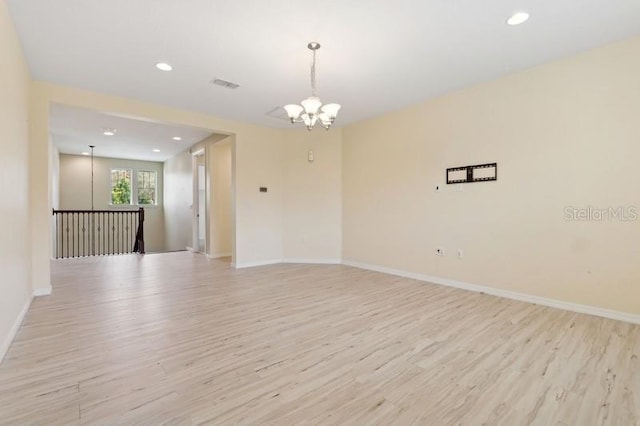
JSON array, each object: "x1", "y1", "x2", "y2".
[{"x1": 0, "y1": 251, "x2": 638, "y2": 425}]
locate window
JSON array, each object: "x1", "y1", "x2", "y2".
[
  {"x1": 111, "y1": 169, "x2": 132, "y2": 205},
  {"x1": 110, "y1": 168, "x2": 158, "y2": 206},
  {"x1": 137, "y1": 170, "x2": 157, "y2": 205}
]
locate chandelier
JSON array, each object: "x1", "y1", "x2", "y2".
[{"x1": 284, "y1": 42, "x2": 341, "y2": 131}]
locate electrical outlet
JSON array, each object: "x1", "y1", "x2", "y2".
[
  {"x1": 457, "y1": 249, "x2": 463, "y2": 259},
  {"x1": 436, "y1": 247, "x2": 445, "y2": 256}
]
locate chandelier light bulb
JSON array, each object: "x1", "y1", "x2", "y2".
[
  {"x1": 321, "y1": 103, "x2": 341, "y2": 119},
  {"x1": 284, "y1": 104, "x2": 304, "y2": 119},
  {"x1": 301, "y1": 97, "x2": 322, "y2": 115}
]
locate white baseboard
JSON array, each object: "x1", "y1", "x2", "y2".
[
  {"x1": 206, "y1": 252, "x2": 232, "y2": 259},
  {"x1": 234, "y1": 259, "x2": 282, "y2": 269},
  {"x1": 234, "y1": 258, "x2": 341, "y2": 269},
  {"x1": 185, "y1": 246, "x2": 195, "y2": 252},
  {"x1": 0, "y1": 296, "x2": 32, "y2": 363},
  {"x1": 33, "y1": 286, "x2": 52, "y2": 297},
  {"x1": 342, "y1": 260, "x2": 640, "y2": 325},
  {"x1": 282, "y1": 258, "x2": 342, "y2": 265}
]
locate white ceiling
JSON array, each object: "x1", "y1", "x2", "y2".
[
  {"x1": 50, "y1": 104, "x2": 215, "y2": 162},
  {"x1": 8, "y1": 0, "x2": 640, "y2": 130}
]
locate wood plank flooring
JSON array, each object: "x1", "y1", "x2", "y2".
[{"x1": 0, "y1": 251, "x2": 638, "y2": 425}]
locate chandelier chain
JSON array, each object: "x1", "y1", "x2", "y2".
[{"x1": 310, "y1": 48, "x2": 317, "y2": 96}]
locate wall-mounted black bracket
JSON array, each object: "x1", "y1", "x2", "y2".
[{"x1": 446, "y1": 163, "x2": 497, "y2": 184}]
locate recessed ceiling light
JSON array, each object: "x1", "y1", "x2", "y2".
[
  {"x1": 156, "y1": 62, "x2": 173, "y2": 71},
  {"x1": 81, "y1": 152, "x2": 90, "y2": 156},
  {"x1": 103, "y1": 128, "x2": 116, "y2": 136},
  {"x1": 153, "y1": 149, "x2": 161, "y2": 153},
  {"x1": 507, "y1": 11, "x2": 530, "y2": 26},
  {"x1": 172, "y1": 136, "x2": 182, "y2": 141}
]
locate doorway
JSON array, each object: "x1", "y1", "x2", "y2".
[
  {"x1": 191, "y1": 137, "x2": 234, "y2": 262},
  {"x1": 192, "y1": 150, "x2": 206, "y2": 254},
  {"x1": 197, "y1": 163, "x2": 206, "y2": 253}
]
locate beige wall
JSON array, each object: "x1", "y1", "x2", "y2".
[
  {"x1": 49, "y1": 140, "x2": 60, "y2": 256},
  {"x1": 208, "y1": 140, "x2": 233, "y2": 257},
  {"x1": 163, "y1": 150, "x2": 192, "y2": 251},
  {"x1": 283, "y1": 129, "x2": 342, "y2": 261},
  {"x1": 49, "y1": 139, "x2": 60, "y2": 210},
  {"x1": 58, "y1": 154, "x2": 165, "y2": 253},
  {"x1": 233, "y1": 130, "x2": 284, "y2": 266},
  {"x1": 342, "y1": 36, "x2": 640, "y2": 315},
  {"x1": 0, "y1": 0, "x2": 33, "y2": 360}
]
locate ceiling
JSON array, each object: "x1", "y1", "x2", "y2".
[
  {"x1": 50, "y1": 104, "x2": 215, "y2": 162},
  {"x1": 8, "y1": 0, "x2": 640, "y2": 130}
]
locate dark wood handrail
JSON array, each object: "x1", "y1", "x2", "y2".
[{"x1": 52, "y1": 209, "x2": 141, "y2": 214}]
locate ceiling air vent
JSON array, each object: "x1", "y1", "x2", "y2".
[
  {"x1": 265, "y1": 106, "x2": 290, "y2": 121},
  {"x1": 211, "y1": 78, "x2": 240, "y2": 89}
]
